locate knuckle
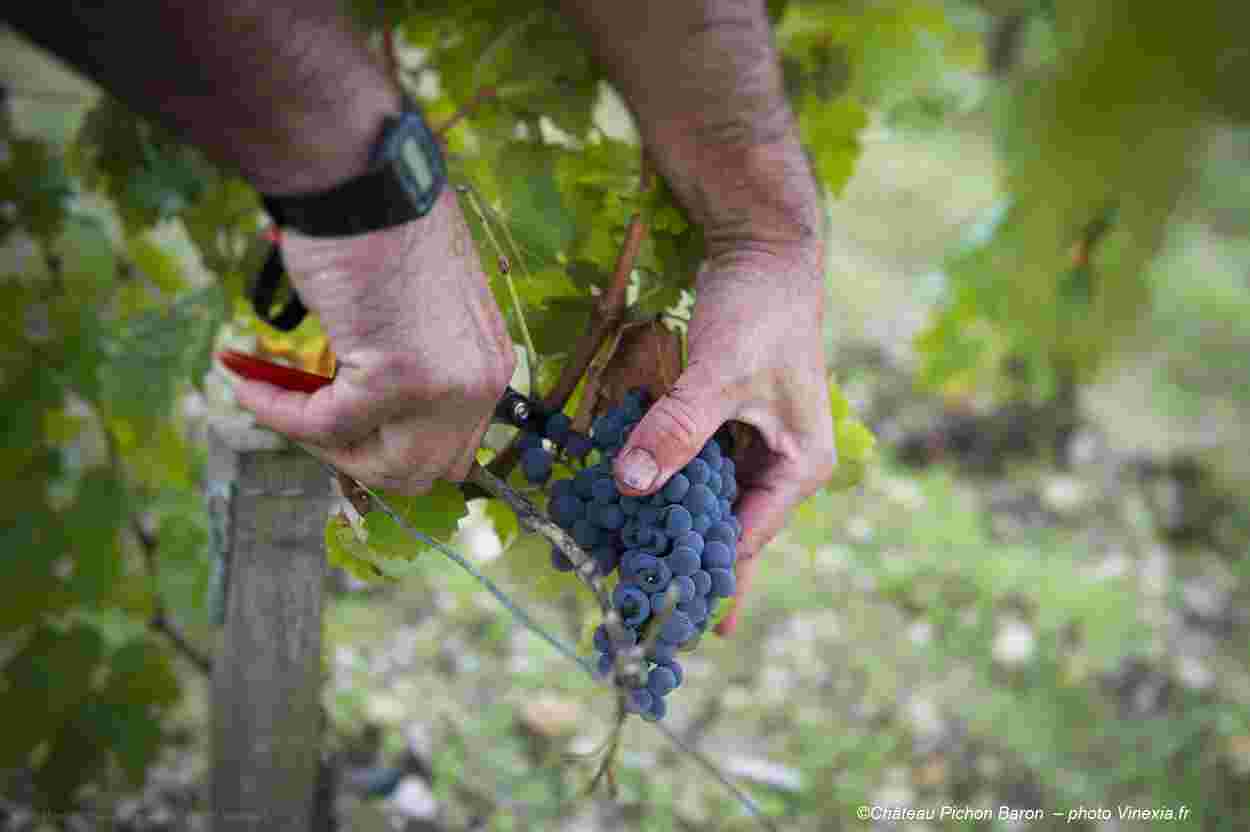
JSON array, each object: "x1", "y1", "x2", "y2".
[
  {"x1": 647, "y1": 388, "x2": 705, "y2": 452},
  {"x1": 309, "y1": 402, "x2": 359, "y2": 445}
]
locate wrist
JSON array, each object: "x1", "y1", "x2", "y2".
[
  {"x1": 245, "y1": 79, "x2": 405, "y2": 196},
  {"x1": 656, "y1": 129, "x2": 823, "y2": 259}
]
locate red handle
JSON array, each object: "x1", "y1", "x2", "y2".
[{"x1": 217, "y1": 349, "x2": 333, "y2": 393}]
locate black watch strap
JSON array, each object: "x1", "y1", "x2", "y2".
[
  {"x1": 252, "y1": 106, "x2": 446, "y2": 331},
  {"x1": 250, "y1": 245, "x2": 308, "y2": 331},
  {"x1": 260, "y1": 108, "x2": 445, "y2": 237}
]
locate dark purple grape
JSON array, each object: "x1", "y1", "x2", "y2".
[
  {"x1": 549, "y1": 494, "x2": 584, "y2": 529},
  {"x1": 572, "y1": 518, "x2": 601, "y2": 548},
  {"x1": 625, "y1": 687, "x2": 653, "y2": 714},
  {"x1": 683, "y1": 484, "x2": 716, "y2": 516},
  {"x1": 692, "y1": 570, "x2": 712, "y2": 596},
  {"x1": 670, "y1": 574, "x2": 697, "y2": 603},
  {"x1": 564, "y1": 432, "x2": 593, "y2": 459},
  {"x1": 591, "y1": 545, "x2": 621, "y2": 575},
  {"x1": 543, "y1": 412, "x2": 571, "y2": 444},
  {"x1": 660, "y1": 610, "x2": 694, "y2": 645},
  {"x1": 702, "y1": 541, "x2": 733, "y2": 570},
  {"x1": 517, "y1": 431, "x2": 543, "y2": 452},
  {"x1": 661, "y1": 473, "x2": 690, "y2": 503},
  {"x1": 678, "y1": 595, "x2": 708, "y2": 621},
  {"x1": 573, "y1": 467, "x2": 597, "y2": 499},
  {"x1": 613, "y1": 584, "x2": 651, "y2": 628},
  {"x1": 621, "y1": 550, "x2": 656, "y2": 579},
  {"x1": 521, "y1": 446, "x2": 553, "y2": 484},
  {"x1": 674, "y1": 530, "x2": 704, "y2": 555},
  {"x1": 647, "y1": 640, "x2": 677, "y2": 663},
  {"x1": 707, "y1": 470, "x2": 723, "y2": 496},
  {"x1": 594, "y1": 503, "x2": 625, "y2": 531},
  {"x1": 647, "y1": 665, "x2": 678, "y2": 697},
  {"x1": 639, "y1": 528, "x2": 668, "y2": 555},
  {"x1": 634, "y1": 558, "x2": 672, "y2": 593},
  {"x1": 707, "y1": 567, "x2": 736, "y2": 598},
  {"x1": 693, "y1": 513, "x2": 713, "y2": 535},
  {"x1": 666, "y1": 546, "x2": 701, "y2": 576},
  {"x1": 706, "y1": 522, "x2": 735, "y2": 545},
  {"x1": 684, "y1": 457, "x2": 710, "y2": 486},
  {"x1": 591, "y1": 477, "x2": 618, "y2": 505},
  {"x1": 620, "y1": 495, "x2": 642, "y2": 516},
  {"x1": 698, "y1": 439, "x2": 722, "y2": 468},
  {"x1": 664, "y1": 505, "x2": 693, "y2": 536}
]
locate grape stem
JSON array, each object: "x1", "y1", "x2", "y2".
[{"x1": 465, "y1": 464, "x2": 612, "y2": 613}]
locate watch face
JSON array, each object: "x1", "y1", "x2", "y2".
[{"x1": 401, "y1": 136, "x2": 435, "y2": 193}]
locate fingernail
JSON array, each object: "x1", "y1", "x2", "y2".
[{"x1": 618, "y1": 447, "x2": 658, "y2": 491}]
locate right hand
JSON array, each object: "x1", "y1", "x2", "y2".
[{"x1": 228, "y1": 188, "x2": 516, "y2": 495}]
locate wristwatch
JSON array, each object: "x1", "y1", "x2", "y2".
[{"x1": 250, "y1": 99, "x2": 447, "y2": 330}]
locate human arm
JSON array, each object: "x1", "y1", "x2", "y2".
[
  {"x1": 5, "y1": 1, "x2": 516, "y2": 493},
  {"x1": 558, "y1": 0, "x2": 836, "y2": 634}
]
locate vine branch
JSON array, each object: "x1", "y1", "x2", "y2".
[
  {"x1": 542, "y1": 153, "x2": 652, "y2": 413},
  {"x1": 131, "y1": 517, "x2": 213, "y2": 676},
  {"x1": 435, "y1": 86, "x2": 499, "y2": 140},
  {"x1": 487, "y1": 149, "x2": 653, "y2": 480}
]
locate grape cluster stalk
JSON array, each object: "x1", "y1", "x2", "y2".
[{"x1": 515, "y1": 389, "x2": 741, "y2": 721}]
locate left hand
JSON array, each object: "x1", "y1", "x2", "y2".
[{"x1": 612, "y1": 240, "x2": 836, "y2": 636}]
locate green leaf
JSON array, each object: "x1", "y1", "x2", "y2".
[
  {"x1": 0, "y1": 506, "x2": 76, "y2": 633},
  {"x1": 0, "y1": 138, "x2": 74, "y2": 238},
  {"x1": 362, "y1": 481, "x2": 469, "y2": 561},
  {"x1": 828, "y1": 379, "x2": 851, "y2": 421},
  {"x1": 126, "y1": 234, "x2": 188, "y2": 295},
  {"x1": 835, "y1": 416, "x2": 876, "y2": 466},
  {"x1": 53, "y1": 214, "x2": 117, "y2": 298},
  {"x1": 0, "y1": 624, "x2": 105, "y2": 769},
  {"x1": 63, "y1": 469, "x2": 127, "y2": 604},
  {"x1": 800, "y1": 95, "x2": 868, "y2": 197},
  {"x1": 103, "y1": 637, "x2": 181, "y2": 711},
  {"x1": 325, "y1": 516, "x2": 390, "y2": 583},
  {"x1": 483, "y1": 498, "x2": 519, "y2": 548},
  {"x1": 498, "y1": 143, "x2": 576, "y2": 267}
]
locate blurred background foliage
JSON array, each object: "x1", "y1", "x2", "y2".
[{"x1": 2, "y1": 0, "x2": 1249, "y2": 828}]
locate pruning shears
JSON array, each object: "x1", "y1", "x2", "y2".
[{"x1": 216, "y1": 349, "x2": 545, "y2": 431}]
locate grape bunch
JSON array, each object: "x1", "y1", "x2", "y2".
[{"x1": 520, "y1": 389, "x2": 741, "y2": 722}]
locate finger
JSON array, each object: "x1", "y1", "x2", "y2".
[
  {"x1": 446, "y1": 412, "x2": 494, "y2": 482},
  {"x1": 297, "y1": 437, "x2": 434, "y2": 496},
  {"x1": 715, "y1": 552, "x2": 759, "y2": 637},
  {"x1": 231, "y1": 376, "x2": 377, "y2": 447},
  {"x1": 710, "y1": 467, "x2": 799, "y2": 638},
  {"x1": 613, "y1": 371, "x2": 733, "y2": 496}
]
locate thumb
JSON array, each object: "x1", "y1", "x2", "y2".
[{"x1": 613, "y1": 378, "x2": 731, "y2": 495}]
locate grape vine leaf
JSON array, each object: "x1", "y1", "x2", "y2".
[
  {"x1": 0, "y1": 624, "x2": 105, "y2": 770},
  {"x1": 362, "y1": 481, "x2": 469, "y2": 561}
]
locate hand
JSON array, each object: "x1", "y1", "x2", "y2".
[
  {"x1": 612, "y1": 242, "x2": 836, "y2": 636},
  {"x1": 228, "y1": 188, "x2": 516, "y2": 494}
]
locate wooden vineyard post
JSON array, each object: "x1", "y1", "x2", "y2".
[{"x1": 206, "y1": 419, "x2": 335, "y2": 832}]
